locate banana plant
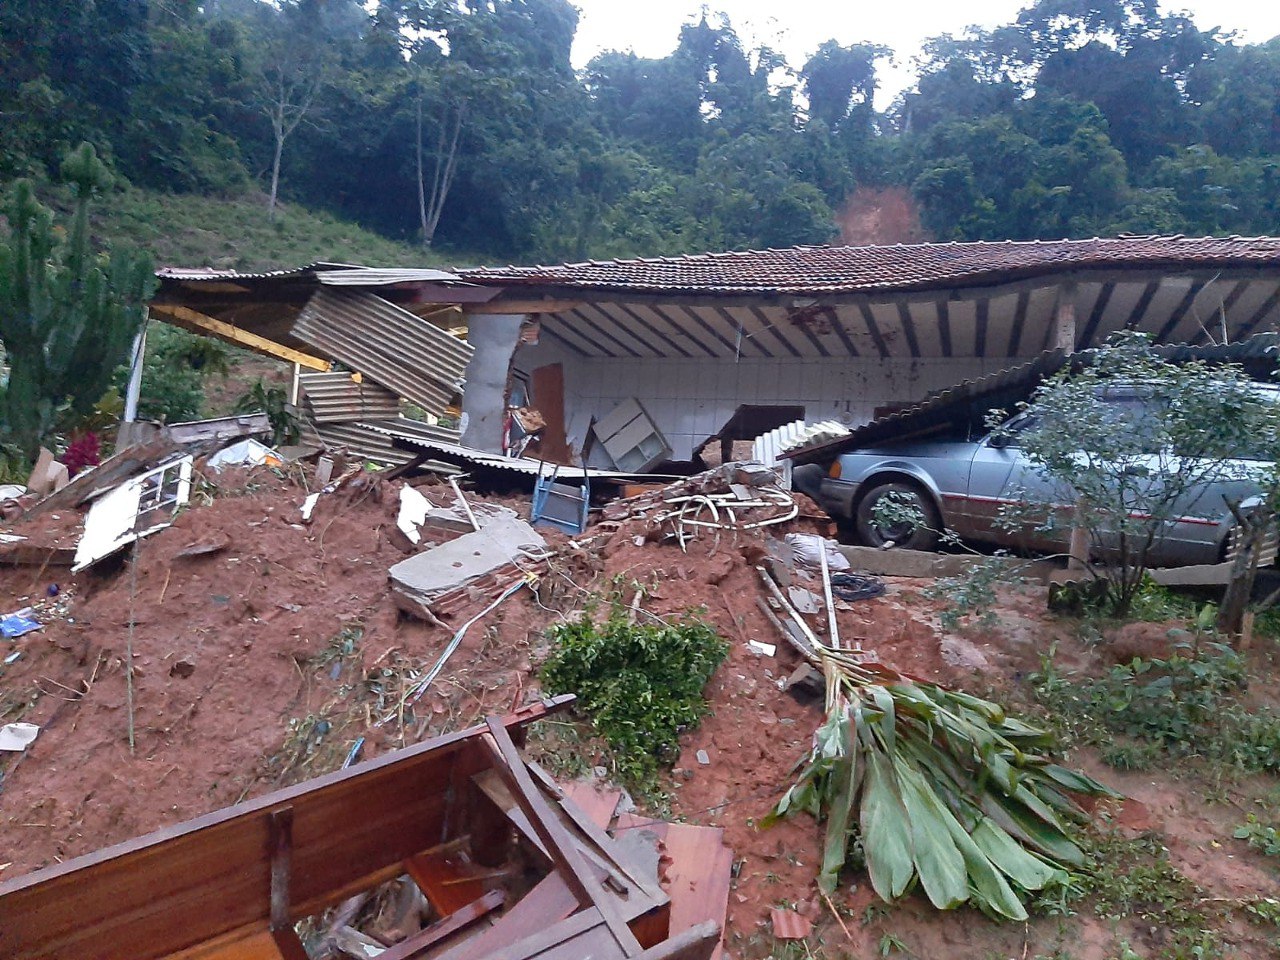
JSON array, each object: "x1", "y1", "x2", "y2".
[{"x1": 766, "y1": 648, "x2": 1117, "y2": 920}]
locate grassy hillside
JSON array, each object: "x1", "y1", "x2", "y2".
[{"x1": 77, "y1": 185, "x2": 493, "y2": 273}]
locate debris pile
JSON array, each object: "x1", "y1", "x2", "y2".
[{"x1": 0, "y1": 420, "x2": 1125, "y2": 958}]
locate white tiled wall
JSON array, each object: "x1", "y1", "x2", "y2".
[{"x1": 515, "y1": 340, "x2": 1002, "y2": 462}]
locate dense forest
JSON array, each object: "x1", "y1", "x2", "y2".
[{"x1": 2, "y1": 0, "x2": 1279, "y2": 263}]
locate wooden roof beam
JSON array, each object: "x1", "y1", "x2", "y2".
[{"x1": 149, "y1": 304, "x2": 330, "y2": 371}]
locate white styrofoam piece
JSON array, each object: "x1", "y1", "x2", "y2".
[
  {"x1": 206, "y1": 438, "x2": 281, "y2": 470},
  {"x1": 397, "y1": 485, "x2": 433, "y2": 544},
  {"x1": 0, "y1": 721, "x2": 38, "y2": 752}
]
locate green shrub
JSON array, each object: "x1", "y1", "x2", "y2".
[
  {"x1": 1033, "y1": 643, "x2": 1280, "y2": 773},
  {"x1": 539, "y1": 609, "x2": 728, "y2": 786}
]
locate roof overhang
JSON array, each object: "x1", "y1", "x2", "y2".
[{"x1": 783, "y1": 332, "x2": 1280, "y2": 464}]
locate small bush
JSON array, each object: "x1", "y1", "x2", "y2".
[
  {"x1": 1033, "y1": 643, "x2": 1280, "y2": 774},
  {"x1": 539, "y1": 609, "x2": 729, "y2": 786}
]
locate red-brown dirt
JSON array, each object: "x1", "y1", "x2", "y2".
[{"x1": 1, "y1": 463, "x2": 1277, "y2": 959}]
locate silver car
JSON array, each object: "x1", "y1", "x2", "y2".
[{"x1": 793, "y1": 386, "x2": 1279, "y2": 566}]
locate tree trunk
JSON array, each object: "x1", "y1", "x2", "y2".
[
  {"x1": 415, "y1": 94, "x2": 429, "y2": 248},
  {"x1": 1217, "y1": 504, "x2": 1271, "y2": 636},
  {"x1": 268, "y1": 130, "x2": 284, "y2": 221},
  {"x1": 423, "y1": 103, "x2": 464, "y2": 247}
]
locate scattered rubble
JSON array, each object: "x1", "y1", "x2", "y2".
[{"x1": 0, "y1": 415, "x2": 1274, "y2": 959}]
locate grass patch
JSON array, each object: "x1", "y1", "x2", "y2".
[{"x1": 34, "y1": 181, "x2": 495, "y2": 271}]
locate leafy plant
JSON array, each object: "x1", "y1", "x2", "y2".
[
  {"x1": 766, "y1": 649, "x2": 1116, "y2": 920},
  {"x1": 1234, "y1": 815, "x2": 1280, "y2": 858},
  {"x1": 992, "y1": 332, "x2": 1280, "y2": 618},
  {"x1": 539, "y1": 608, "x2": 728, "y2": 786},
  {"x1": 0, "y1": 143, "x2": 156, "y2": 458},
  {"x1": 1033, "y1": 644, "x2": 1280, "y2": 773},
  {"x1": 234, "y1": 379, "x2": 300, "y2": 447}
]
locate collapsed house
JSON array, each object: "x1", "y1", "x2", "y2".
[{"x1": 144, "y1": 237, "x2": 1280, "y2": 473}]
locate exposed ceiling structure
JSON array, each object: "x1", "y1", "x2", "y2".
[
  {"x1": 460, "y1": 238, "x2": 1280, "y2": 360},
  {"x1": 149, "y1": 236, "x2": 1280, "y2": 365}
]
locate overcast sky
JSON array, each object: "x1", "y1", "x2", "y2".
[{"x1": 570, "y1": 0, "x2": 1280, "y2": 108}]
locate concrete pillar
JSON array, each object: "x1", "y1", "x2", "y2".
[
  {"x1": 460, "y1": 313, "x2": 525, "y2": 453},
  {"x1": 122, "y1": 322, "x2": 149, "y2": 422},
  {"x1": 1053, "y1": 282, "x2": 1078, "y2": 352}
]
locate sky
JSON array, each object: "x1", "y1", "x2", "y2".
[{"x1": 569, "y1": 0, "x2": 1280, "y2": 108}]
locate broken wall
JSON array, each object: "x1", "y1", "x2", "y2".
[
  {"x1": 515, "y1": 337, "x2": 1007, "y2": 461},
  {"x1": 460, "y1": 313, "x2": 526, "y2": 453}
]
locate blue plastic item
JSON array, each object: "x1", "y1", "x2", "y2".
[
  {"x1": 530, "y1": 462, "x2": 590, "y2": 535},
  {"x1": 1, "y1": 610, "x2": 40, "y2": 639}
]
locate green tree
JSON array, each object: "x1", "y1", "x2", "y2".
[
  {"x1": 999, "y1": 333, "x2": 1280, "y2": 616},
  {"x1": 0, "y1": 144, "x2": 156, "y2": 458}
]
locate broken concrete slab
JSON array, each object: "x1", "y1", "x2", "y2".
[
  {"x1": 389, "y1": 516, "x2": 546, "y2": 620},
  {"x1": 423, "y1": 502, "x2": 518, "y2": 535},
  {"x1": 26, "y1": 448, "x2": 69, "y2": 497}
]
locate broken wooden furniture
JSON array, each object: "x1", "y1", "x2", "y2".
[{"x1": 0, "y1": 696, "x2": 722, "y2": 960}]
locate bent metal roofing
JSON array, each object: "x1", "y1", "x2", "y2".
[{"x1": 457, "y1": 236, "x2": 1280, "y2": 297}]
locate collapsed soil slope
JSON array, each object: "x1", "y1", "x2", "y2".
[{"x1": 1, "y1": 463, "x2": 1277, "y2": 958}]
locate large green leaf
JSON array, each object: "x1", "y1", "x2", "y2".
[
  {"x1": 971, "y1": 817, "x2": 1070, "y2": 892},
  {"x1": 861, "y1": 745, "x2": 915, "y2": 901},
  {"x1": 980, "y1": 789, "x2": 1086, "y2": 866},
  {"x1": 895, "y1": 760, "x2": 969, "y2": 911},
  {"x1": 940, "y1": 808, "x2": 1029, "y2": 921}
]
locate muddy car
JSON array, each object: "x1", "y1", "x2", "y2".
[{"x1": 793, "y1": 384, "x2": 1280, "y2": 566}]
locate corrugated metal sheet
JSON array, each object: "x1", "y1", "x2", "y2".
[
  {"x1": 785, "y1": 332, "x2": 1280, "y2": 464},
  {"x1": 155, "y1": 262, "x2": 357, "y2": 282},
  {"x1": 299, "y1": 372, "x2": 401, "y2": 423},
  {"x1": 292, "y1": 289, "x2": 474, "y2": 416},
  {"x1": 316, "y1": 268, "x2": 468, "y2": 286},
  {"x1": 361, "y1": 421, "x2": 678, "y2": 481},
  {"x1": 303, "y1": 418, "x2": 459, "y2": 473}
]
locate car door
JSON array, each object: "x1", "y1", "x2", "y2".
[{"x1": 961, "y1": 413, "x2": 1066, "y2": 549}]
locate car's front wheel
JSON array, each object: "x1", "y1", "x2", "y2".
[{"x1": 853, "y1": 480, "x2": 942, "y2": 551}]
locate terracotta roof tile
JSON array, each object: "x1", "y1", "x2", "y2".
[{"x1": 457, "y1": 236, "x2": 1280, "y2": 296}]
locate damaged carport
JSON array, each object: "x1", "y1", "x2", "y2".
[{"x1": 454, "y1": 236, "x2": 1280, "y2": 469}]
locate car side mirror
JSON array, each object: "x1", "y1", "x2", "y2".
[{"x1": 988, "y1": 433, "x2": 1010, "y2": 450}]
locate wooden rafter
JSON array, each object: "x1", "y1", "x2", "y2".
[{"x1": 149, "y1": 303, "x2": 330, "y2": 371}]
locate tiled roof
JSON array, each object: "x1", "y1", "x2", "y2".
[{"x1": 458, "y1": 236, "x2": 1280, "y2": 296}]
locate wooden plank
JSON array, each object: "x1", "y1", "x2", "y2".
[
  {"x1": 1077, "y1": 280, "x2": 1116, "y2": 349},
  {"x1": 268, "y1": 930, "x2": 308, "y2": 960},
  {"x1": 651, "y1": 824, "x2": 732, "y2": 960},
  {"x1": 164, "y1": 930, "x2": 286, "y2": 960},
  {"x1": 433, "y1": 872, "x2": 581, "y2": 960},
  {"x1": 268, "y1": 808, "x2": 293, "y2": 932},
  {"x1": 631, "y1": 921, "x2": 720, "y2": 960},
  {"x1": 610, "y1": 818, "x2": 730, "y2": 960},
  {"x1": 483, "y1": 720, "x2": 643, "y2": 956},
  {"x1": 405, "y1": 849, "x2": 495, "y2": 918},
  {"x1": 1006, "y1": 289, "x2": 1031, "y2": 357},
  {"x1": 376, "y1": 890, "x2": 504, "y2": 960},
  {"x1": 149, "y1": 304, "x2": 330, "y2": 371},
  {"x1": 857, "y1": 301, "x2": 890, "y2": 358},
  {"x1": 560, "y1": 782, "x2": 622, "y2": 831}
]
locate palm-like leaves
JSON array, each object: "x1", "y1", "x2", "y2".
[{"x1": 767, "y1": 650, "x2": 1116, "y2": 920}]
